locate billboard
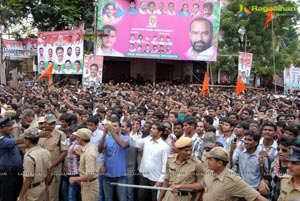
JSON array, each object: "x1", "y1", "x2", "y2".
[
  {"x1": 284, "y1": 67, "x2": 300, "y2": 93},
  {"x1": 37, "y1": 30, "x2": 84, "y2": 74},
  {"x1": 96, "y1": 0, "x2": 220, "y2": 61},
  {"x1": 3, "y1": 38, "x2": 37, "y2": 58},
  {"x1": 238, "y1": 52, "x2": 253, "y2": 85},
  {"x1": 82, "y1": 55, "x2": 104, "y2": 90}
]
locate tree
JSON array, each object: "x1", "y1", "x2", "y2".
[
  {"x1": 213, "y1": 0, "x2": 300, "y2": 78},
  {"x1": 1, "y1": 0, "x2": 95, "y2": 33}
]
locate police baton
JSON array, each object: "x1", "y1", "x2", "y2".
[{"x1": 110, "y1": 182, "x2": 194, "y2": 193}]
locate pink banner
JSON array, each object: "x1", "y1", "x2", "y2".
[{"x1": 96, "y1": 0, "x2": 220, "y2": 61}]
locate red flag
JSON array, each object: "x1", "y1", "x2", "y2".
[
  {"x1": 36, "y1": 62, "x2": 54, "y2": 86},
  {"x1": 201, "y1": 72, "x2": 209, "y2": 96},
  {"x1": 264, "y1": 6, "x2": 273, "y2": 29},
  {"x1": 235, "y1": 75, "x2": 247, "y2": 96}
]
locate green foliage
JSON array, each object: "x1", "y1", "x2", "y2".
[
  {"x1": 213, "y1": 0, "x2": 300, "y2": 77},
  {"x1": 2, "y1": 0, "x2": 95, "y2": 31}
]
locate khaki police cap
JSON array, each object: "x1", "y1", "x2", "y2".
[
  {"x1": 4, "y1": 110, "x2": 16, "y2": 117},
  {"x1": 73, "y1": 128, "x2": 92, "y2": 140},
  {"x1": 37, "y1": 116, "x2": 46, "y2": 123},
  {"x1": 175, "y1": 137, "x2": 192, "y2": 149},
  {"x1": 203, "y1": 132, "x2": 216, "y2": 148},
  {"x1": 45, "y1": 114, "x2": 57, "y2": 124},
  {"x1": 205, "y1": 147, "x2": 229, "y2": 162},
  {"x1": 20, "y1": 109, "x2": 35, "y2": 118},
  {"x1": 24, "y1": 127, "x2": 40, "y2": 138}
]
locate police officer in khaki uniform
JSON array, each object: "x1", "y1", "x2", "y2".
[
  {"x1": 201, "y1": 131, "x2": 217, "y2": 171},
  {"x1": 158, "y1": 137, "x2": 204, "y2": 201},
  {"x1": 69, "y1": 128, "x2": 99, "y2": 201},
  {"x1": 278, "y1": 145, "x2": 300, "y2": 201},
  {"x1": 17, "y1": 128, "x2": 51, "y2": 201},
  {"x1": 171, "y1": 147, "x2": 268, "y2": 201},
  {"x1": 38, "y1": 114, "x2": 67, "y2": 201},
  {"x1": 20, "y1": 109, "x2": 38, "y2": 129}
]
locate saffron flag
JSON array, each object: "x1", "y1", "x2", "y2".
[
  {"x1": 202, "y1": 72, "x2": 209, "y2": 96},
  {"x1": 264, "y1": 6, "x2": 273, "y2": 29},
  {"x1": 36, "y1": 62, "x2": 54, "y2": 86},
  {"x1": 235, "y1": 75, "x2": 247, "y2": 96}
]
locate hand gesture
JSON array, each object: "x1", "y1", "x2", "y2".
[
  {"x1": 259, "y1": 150, "x2": 269, "y2": 158},
  {"x1": 100, "y1": 165, "x2": 106, "y2": 174},
  {"x1": 69, "y1": 177, "x2": 77, "y2": 185},
  {"x1": 73, "y1": 148, "x2": 82, "y2": 156},
  {"x1": 259, "y1": 180, "x2": 270, "y2": 195},
  {"x1": 170, "y1": 184, "x2": 181, "y2": 193}
]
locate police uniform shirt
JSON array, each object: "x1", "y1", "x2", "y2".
[
  {"x1": 79, "y1": 142, "x2": 98, "y2": 178},
  {"x1": 202, "y1": 168, "x2": 260, "y2": 201},
  {"x1": 165, "y1": 154, "x2": 204, "y2": 184},
  {"x1": 0, "y1": 132, "x2": 22, "y2": 166},
  {"x1": 163, "y1": 154, "x2": 204, "y2": 201},
  {"x1": 38, "y1": 129, "x2": 67, "y2": 172},
  {"x1": 23, "y1": 146, "x2": 51, "y2": 183},
  {"x1": 23, "y1": 146, "x2": 51, "y2": 200},
  {"x1": 278, "y1": 174, "x2": 300, "y2": 201},
  {"x1": 12, "y1": 122, "x2": 22, "y2": 138}
]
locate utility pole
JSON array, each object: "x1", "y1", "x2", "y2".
[
  {"x1": 271, "y1": 13, "x2": 277, "y2": 94},
  {"x1": 93, "y1": 0, "x2": 98, "y2": 55}
]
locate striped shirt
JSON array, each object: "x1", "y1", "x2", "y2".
[{"x1": 65, "y1": 140, "x2": 81, "y2": 175}]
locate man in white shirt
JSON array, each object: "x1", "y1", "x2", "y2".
[
  {"x1": 64, "y1": 60, "x2": 73, "y2": 74},
  {"x1": 86, "y1": 116, "x2": 105, "y2": 201},
  {"x1": 96, "y1": 25, "x2": 123, "y2": 57},
  {"x1": 166, "y1": 2, "x2": 176, "y2": 15},
  {"x1": 185, "y1": 17, "x2": 217, "y2": 61},
  {"x1": 191, "y1": 3, "x2": 201, "y2": 17},
  {"x1": 74, "y1": 60, "x2": 82, "y2": 74},
  {"x1": 130, "y1": 122, "x2": 171, "y2": 201},
  {"x1": 156, "y1": 2, "x2": 166, "y2": 15},
  {"x1": 147, "y1": 1, "x2": 156, "y2": 14},
  {"x1": 139, "y1": 1, "x2": 147, "y2": 14}
]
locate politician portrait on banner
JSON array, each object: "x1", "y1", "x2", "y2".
[
  {"x1": 82, "y1": 55, "x2": 104, "y2": 90},
  {"x1": 238, "y1": 52, "x2": 253, "y2": 85},
  {"x1": 96, "y1": 0, "x2": 220, "y2": 61},
  {"x1": 37, "y1": 30, "x2": 84, "y2": 74},
  {"x1": 284, "y1": 67, "x2": 300, "y2": 94}
]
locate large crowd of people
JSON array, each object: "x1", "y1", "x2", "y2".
[{"x1": 0, "y1": 82, "x2": 300, "y2": 201}]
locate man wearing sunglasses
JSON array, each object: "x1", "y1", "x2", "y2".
[{"x1": 278, "y1": 145, "x2": 300, "y2": 200}]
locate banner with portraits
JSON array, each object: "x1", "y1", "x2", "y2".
[
  {"x1": 37, "y1": 30, "x2": 84, "y2": 74},
  {"x1": 284, "y1": 67, "x2": 300, "y2": 93},
  {"x1": 238, "y1": 52, "x2": 253, "y2": 85},
  {"x1": 82, "y1": 55, "x2": 104, "y2": 90},
  {"x1": 3, "y1": 38, "x2": 37, "y2": 58},
  {"x1": 96, "y1": 0, "x2": 220, "y2": 61}
]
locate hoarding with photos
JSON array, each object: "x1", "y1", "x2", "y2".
[
  {"x1": 37, "y1": 30, "x2": 84, "y2": 74},
  {"x1": 96, "y1": 0, "x2": 220, "y2": 61},
  {"x1": 3, "y1": 38, "x2": 37, "y2": 58},
  {"x1": 284, "y1": 67, "x2": 300, "y2": 93}
]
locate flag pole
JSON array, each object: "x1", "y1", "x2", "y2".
[{"x1": 271, "y1": 7, "x2": 276, "y2": 94}]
